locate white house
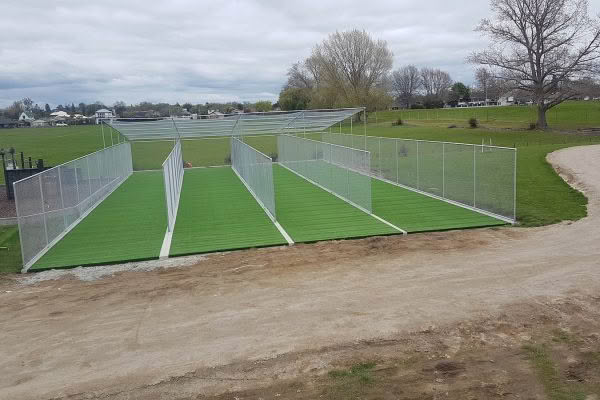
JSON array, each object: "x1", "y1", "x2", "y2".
[
  {"x1": 50, "y1": 111, "x2": 70, "y2": 118},
  {"x1": 207, "y1": 110, "x2": 225, "y2": 119},
  {"x1": 498, "y1": 94, "x2": 516, "y2": 106},
  {"x1": 19, "y1": 111, "x2": 35, "y2": 122},
  {"x1": 95, "y1": 109, "x2": 115, "y2": 124},
  {"x1": 31, "y1": 119, "x2": 49, "y2": 128}
]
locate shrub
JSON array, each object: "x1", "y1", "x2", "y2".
[
  {"x1": 528, "y1": 122, "x2": 537, "y2": 130},
  {"x1": 410, "y1": 104, "x2": 425, "y2": 109},
  {"x1": 224, "y1": 154, "x2": 231, "y2": 164},
  {"x1": 391, "y1": 118, "x2": 403, "y2": 126},
  {"x1": 468, "y1": 118, "x2": 478, "y2": 128},
  {"x1": 270, "y1": 152, "x2": 278, "y2": 162}
]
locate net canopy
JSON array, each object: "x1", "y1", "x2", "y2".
[{"x1": 107, "y1": 108, "x2": 363, "y2": 141}]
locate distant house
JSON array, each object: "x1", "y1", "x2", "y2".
[
  {"x1": 19, "y1": 112, "x2": 34, "y2": 122},
  {"x1": 0, "y1": 118, "x2": 18, "y2": 129},
  {"x1": 95, "y1": 109, "x2": 115, "y2": 124},
  {"x1": 31, "y1": 119, "x2": 49, "y2": 128},
  {"x1": 50, "y1": 111, "x2": 70, "y2": 118},
  {"x1": 207, "y1": 110, "x2": 225, "y2": 119}
]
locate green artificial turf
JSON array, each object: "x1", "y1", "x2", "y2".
[
  {"x1": 371, "y1": 179, "x2": 506, "y2": 232},
  {"x1": 273, "y1": 164, "x2": 398, "y2": 242},
  {"x1": 169, "y1": 167, "x2": 286, "y2": 256},
  {"x1": 31, "y1": 171, "x2": 167, "y2": 270}
]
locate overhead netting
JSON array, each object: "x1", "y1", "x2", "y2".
[{"x1": 107, "y1": 109, "x2": 362, "y2": 141}]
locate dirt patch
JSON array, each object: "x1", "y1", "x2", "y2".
[{"x1": 0, "y1": 145, "x2": 599, "y2": 399}]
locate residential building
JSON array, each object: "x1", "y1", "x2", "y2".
[
  {"x1": 95, "y1": 109, "x2": 115, "y2": 124},
  {"x1": 31, "y1": 119, "x2": 49, "y2": 128},
  {"x1": 19, "y1": 112, "x2": 34, "y2": 122}
]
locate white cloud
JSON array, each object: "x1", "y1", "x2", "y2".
[{"x1": 1, "y1": 0, "x2": 600, "y2": 107}]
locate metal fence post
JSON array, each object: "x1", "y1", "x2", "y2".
[
  {"x1": 101, "y1": 123, "x2": 106, "y2": 148},
  {"x1": 473, "y1": 144, "x2": 476, "y2": 207},
  {"x1": 74, "y1": 160, "x2": 80, "y2": 207},
  {"x1": 378, "y1": 137, "x2": 382, "y2": 177},
  {"x1": 396, "y1": 139, "x2": 399, "y2": 184},
  {"x1": 58, "y1": 167, "x2": 66, "y2": 230},
  {"x1": 38, "y1": 175, "x2": 49, "y2": 247},
  {"x1": 513, "y1": 148, "x2": 517, "y2": 221},
  {"x1": 442, "y1": 143, "x2": 445, "y2": 198},
  {"x1": 416, "y1": 140, "x2": 420, "y2": 190},
  {"x1": 86, "y1": 157, "x2": 92, "y2": 196}
]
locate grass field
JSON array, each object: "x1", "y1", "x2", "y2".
[
  {"x1": 373, "y1": 100, "x2": 600, "y2": 129},
  {"x1": 169, "y1": 167, "x2": 287, "y2": 256},
  {"x1": 30, "y1": 171, "x2": 167, "y2": 270},
  {"x1": 0, "y1": 125, "x2": 114, "y2": 185}
]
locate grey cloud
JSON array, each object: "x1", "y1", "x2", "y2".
[{"x1": 2, "y1": 0, "x2": 600, "y2": 107}]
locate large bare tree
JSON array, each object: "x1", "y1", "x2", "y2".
[
  {"x1": 420, "y1": 67, "x2": 453, "y2": 101},
  {"x1": 391, "y1": 65, "x2": 422, "y2": 108},
  {"x1": 469, "y1": 0, "x2": 600, "y2": 128},
  {"x1": 311, "y1": 29, "x2": 393, "y2": 108}
]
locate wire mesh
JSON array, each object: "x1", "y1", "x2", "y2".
[
  {"x1": 231, "y1": 137, "x2": 277, "y2": 219},
  {"x1": 162, "y1": 140, "x2": 184, "y2": 232},
  {"x1": 277, "y1": 134, "x2": 372, "y2": 213},
  {"x1": 320, "y1": 133, "x2": 516, "y2": 222},
  {"x1": 14, "y1": 143, "x2": 133, "y2": 270}
]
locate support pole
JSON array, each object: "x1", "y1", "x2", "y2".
[
  {"x1": 473, "y1": 144, "x2": 476, "y2": 207},
  {"x1": 39, "y1": 176, "x2": 49, "y2": 247},
  {"x1": 442, "y1": 143, "x2": 445, "y2": 198},
  {"x1": 101, "y1": 122, "x2": 106, "y2": 148},
  {"x1": 363, "y1": 108, "x2": 367, "y2": 150},
  {"x1": 395, "y1": 139, "x2": 399, "y2": 183},
  {"x1": 350, "y1": 114, "x2": 353, "y2": 135}
]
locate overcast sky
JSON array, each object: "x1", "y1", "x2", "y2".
[{"x1": 2, "y1": 0, "x2": 600, "y2": 108}]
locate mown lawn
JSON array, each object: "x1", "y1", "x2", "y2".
[
  {"x1": 0, "y1": 125, "x2": 109, "y2": 185},
  {"x1": 374, "y1": 100, "x2": 600, "y2": 129}
]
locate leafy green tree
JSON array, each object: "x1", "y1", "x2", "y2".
[
  {"x1": 448, "y1": 82, "x2": 471, "y2": 106},
  {"x1": 278, "y1": 88, "x2": 311, "y2": 110},
  {"x1": 254, "y1": 100, "x2": 273, "y2": 112}
]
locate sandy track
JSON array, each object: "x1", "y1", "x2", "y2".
[{"x1": 0, "y1": 145, "x2": 599, "y2": 399}]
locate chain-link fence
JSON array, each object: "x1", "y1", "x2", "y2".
[
  {"x1": 321, "y1": 133, "x2": 516, "y2": 222},
  {"x1": 277, "y1": 134, "x2": 372, "y2": 213},
  {"x1": 162, "y1": 140, "x2": 184, "y2": 232},
  {"x1": 231, "y1": 137, "x2": 277, "y2": 220},
  {"x1": 14, "y1": 143, "x2": 133, "y2": 271}
]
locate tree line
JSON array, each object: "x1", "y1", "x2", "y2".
[{"x1": 0, "y1": 99, "x2": 276, "y2": 120}]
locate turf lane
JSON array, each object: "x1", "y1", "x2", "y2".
[
  {"x1": 273, "y1": 165, "x2": 399, "y2": 242},
  {"x1": 371, "y1": 179, "x2": 507, "y2": 232},
  {"x1": 32, "y1": 171, "x2": 167, "y2": 270},
  {"x1": 169, "y1": 167, "x2": 286, "y2": 256}
]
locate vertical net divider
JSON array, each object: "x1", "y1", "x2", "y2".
[
  {"x1": 15, "y1": 142, "x2": 134, "y2": 272},
  {"x1": 319, "y1": 132, "x2": 516, "y2": 224},
  {"x1": 231, "y1": 137, "x2": 292, "y2": 244}
]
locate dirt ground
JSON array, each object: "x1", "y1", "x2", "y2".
[{"x1": 0, "y1": 145, "x2": 599, "y2": 399}]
